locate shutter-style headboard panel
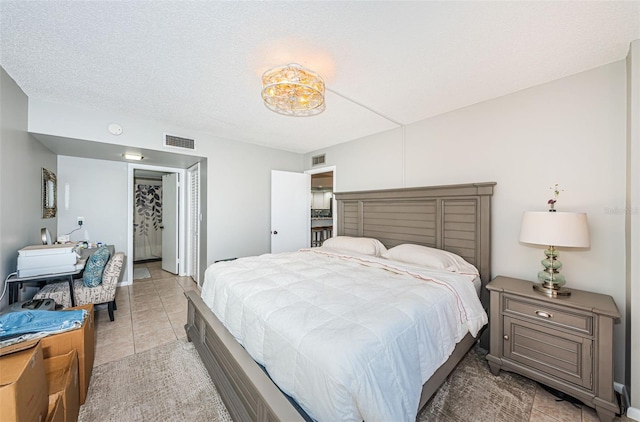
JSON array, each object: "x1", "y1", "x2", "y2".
[{"x1": 335, "y1": 182, "x2": 496, "y2": 289}]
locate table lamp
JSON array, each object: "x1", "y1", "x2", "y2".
[{"x1": 519, "y1": 211, "x2": 590, "y2": 297}]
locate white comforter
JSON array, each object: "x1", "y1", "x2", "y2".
[{"x1": 201, "y1": 249, "x2": 487, "y2": 422}]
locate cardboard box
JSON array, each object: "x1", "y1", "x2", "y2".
[
  {"x1": 46, "y1": 392, "x2": 64, "y2": 422},
  {"x1": 0, "y1": 341, "x2": 48, "y2": 422},
  {"x1": 40, "y1": 304, "x2": 94, "y2": 405},
  {"x1": 45, "y1": 350, "x2": 79, "y2": 422}
]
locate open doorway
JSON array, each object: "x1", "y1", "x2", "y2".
[
  {"x1": 132, "y1": 170, "x2": 167, "y2": 265},
  {"x1": 126, "y1": 164, "x2": 187, "y2": 286},
  {"x1": 306, "y1": 166, "x2": 336, "y2": 248},
  {"x1": 270, "y1": 166, "x2": 336, "y2": 253}
]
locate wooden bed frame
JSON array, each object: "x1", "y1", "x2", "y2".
[{"x1": 185, "y1": 182, "x2": 496, "y2": 421}]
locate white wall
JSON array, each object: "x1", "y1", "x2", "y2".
[
  {"x1": 626, "y1": 40, "x2": 640, "y2": 421},
  {"x1": 306, "y1": 128, "x2": 405, "y2": 192},
  {"x1": 27, "y1": 99, "x2": 303, "y2": 265},
  {"x1": 305, "y1": 60, "x2": 629, "y2": 383},
  {"x1": 56, "y1": 155, "x2": 129, "y2": 256},
  {"x1": 0, "y1": 67, "x2": 57, "y2": 310}
]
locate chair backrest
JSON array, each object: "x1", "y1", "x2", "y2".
[{"x1": 101, "y1": 252, "x2": 125, "y2": 290}]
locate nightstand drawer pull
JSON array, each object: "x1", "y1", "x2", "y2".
[{"x1": 535, "y1": 310, "x2": 553, "y2": 318}]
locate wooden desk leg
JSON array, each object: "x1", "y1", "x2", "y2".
[{"x1": 68, "y1": 276, "x2": 76, "y2": 307}]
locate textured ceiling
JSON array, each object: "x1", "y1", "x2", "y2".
[{"x1": 1, "y1": 1, "x2": 639, "y2": 154}]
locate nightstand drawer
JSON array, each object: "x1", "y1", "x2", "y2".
[
  {"x1": 504, "y1": 317, "x2": 592, "y2": 390},
  {"x1": 503, "y1": 295, "x2": 593, "y2": 335}
]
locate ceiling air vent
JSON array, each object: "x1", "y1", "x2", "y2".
[
  {"x1": 164, "y1": 133, "x2": 195, "y2": 150},
  {"x1": 312, "y1": 154, "x2": 326, "y2": 166}
]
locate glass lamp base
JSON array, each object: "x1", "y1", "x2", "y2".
[
  {"x1": 533, "y1": 283, "x2": 571, "y2": 297},
  {"x1": 534, "y1": 246, "x2": 571, "y2": 297}
]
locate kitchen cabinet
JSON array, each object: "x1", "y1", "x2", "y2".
[{"x1": 312, "y1": 192, "x2": 332, "y2": 209}]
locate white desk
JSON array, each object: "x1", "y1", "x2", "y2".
[{"x1": 7, "y1": 258, "x2": 86, "y2": 307}]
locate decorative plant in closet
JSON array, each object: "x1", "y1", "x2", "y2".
[{"x1": 134, "y1": 184, "x2": 163, "y2": 236}]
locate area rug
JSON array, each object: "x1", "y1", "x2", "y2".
[
  {"x1": 418, "y1": 347, "x2": 537, "y2": 421},
  {"x1": 133, "y1": 267, "x2": 151, "y2": 280},
  {"x1": 80, "y1": 339, "x2": 536, "y2": 421},
  {"x1": 79, "y1": 339, "x2": 232, "y2": 422}
]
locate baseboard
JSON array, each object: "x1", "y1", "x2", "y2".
[{"x1": 627, "y1": 406, "x2": 640, "y2": 421}]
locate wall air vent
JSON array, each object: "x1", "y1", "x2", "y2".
[
  {"x1": 164, "y1": 133, "x2": 195, "y2": 150},
  {"x1": 312, "y1": 154, "x2": 326, "y2": 166}
]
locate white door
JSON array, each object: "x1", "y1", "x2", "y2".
[
  {"x1": 271, "y1": 170, "x2": 311, "y2": 253},
  {"x1": 187, "y1": 164, "x2": 200, "y2": 285},
  {"x1": 162, "y1": 173, "x2": 179, "y2": 274}
]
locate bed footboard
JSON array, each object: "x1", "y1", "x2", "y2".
[{"x1": 184, "y1": 290, "x2": 304, "y2": 422}]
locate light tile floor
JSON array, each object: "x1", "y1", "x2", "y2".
[
  {"x1": 93, "y1": 260, "x2": 196, "y2": 366},
  {"x1": 91, "y1": 260, "x2": 631, "y2": 422}
]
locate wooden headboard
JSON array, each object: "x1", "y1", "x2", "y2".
[{"x1": 335, "y1": 182, "x2": 496, "y2": 298}]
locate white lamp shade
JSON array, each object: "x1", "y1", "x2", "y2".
[{"x1": 519, "y1": 211, "x2": 590, "y2": 248}]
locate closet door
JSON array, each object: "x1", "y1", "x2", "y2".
[{"x1": 188, "y1": 164, "x2": 200, "y2": 285}]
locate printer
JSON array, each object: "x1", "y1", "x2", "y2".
[{"x1": 17, "y1": 244, "x2": 83, "y2": 278}]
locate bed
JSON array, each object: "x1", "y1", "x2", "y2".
[{"x1": 185, "y1": 182, "x2": 496, "y2": 421}]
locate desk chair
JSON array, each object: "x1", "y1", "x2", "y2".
[{"x1": 34, "y1": 252, "x2": 125, "y2": 321}]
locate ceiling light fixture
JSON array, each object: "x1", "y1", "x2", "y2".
[
  {"x1": 261, "y1": 63, "x2": 325, "y2": 117},
  {"x1": 123, "y1": 153, "x2": 143, "y2": 161}
]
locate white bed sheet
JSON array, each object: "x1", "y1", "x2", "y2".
[
  {"x1": 472, "y1": 275, "x2": 482, "y2": 296},
  {"x1": 201, "y1": 249, "x2": 487, "y2": 422}
]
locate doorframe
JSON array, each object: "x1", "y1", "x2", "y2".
[
  {"x1": 305, "y1": 165, "x2": 337, "y2": 240},
  {"x1": 126, "y1": 163, "x2": 187, "y2": 286}
]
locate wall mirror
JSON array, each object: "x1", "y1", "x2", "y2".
[{"x1": 42, "y1": 168, "x2": 57, "y2": 218}]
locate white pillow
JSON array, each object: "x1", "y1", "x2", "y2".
[
  {"x1": 321, "y1": 236, "x2": 387, "y2": 257},
  {"x1": 382, "y1": 244, "x2": 479, "y2": 275}
]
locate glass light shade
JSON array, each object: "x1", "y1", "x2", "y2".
[{"x1": 261, "y1": 63, "x2": 325, "y2": 117}]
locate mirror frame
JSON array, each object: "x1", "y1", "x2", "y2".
[{"x1": 42, "y1": 168, "x2": 57, "y2": 218}]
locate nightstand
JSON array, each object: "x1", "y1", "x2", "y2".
[{"x1": 486, "y1": 276, "x2": 620, "y2": 422}]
